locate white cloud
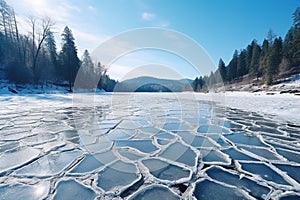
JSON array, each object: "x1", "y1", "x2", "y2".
[
  {"x1": 141, "y1": 12, "x2": 169, "y2": 28},
  {"x1": 6, "y1": 0, "x2": 108, "y2": 56},
  {"x1": 61, "y1": 2, "x2": 81, "y2": 13},
  {"x1": 141, "y1": 12, "x2": 156, "y2": 21},
  {"x1": 7, "y1": 0, "x2": 80, "y2": 23},
  {"x1": 88, "y1": 5, "x2": 97, "y2": 12}
]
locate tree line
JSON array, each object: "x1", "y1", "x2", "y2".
[
  {"x1": 192, "y1": 7, "x2": 300, "y2": 91},
  {"x1": 0, "y1": 0, "x2": 116, "y2": 92}
]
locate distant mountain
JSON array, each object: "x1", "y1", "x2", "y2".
[{"x1": 114, "y1": 76, "x2": 193, "y2": 92}]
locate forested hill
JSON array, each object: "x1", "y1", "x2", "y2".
[
  {"x1": 0, "y1": 0, "x2": 116, "y2": 92},
  {"x1": 192, "y1": 7, "x2": 300, "y2": 91}
]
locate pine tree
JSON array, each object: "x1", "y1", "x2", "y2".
[
  {"x1": 245, "y1": 44, "x2": 253, "y2": 74},
  {"x1": 198, "y1": 76, "x2": 204, "y2": 89},
  {"x1": 237, "y1": 49, "x2": 247, "y2": 78},
  {"x1": 59, "y1": 26, "x2": 80, "y2": 91},
  {"x1": 267, "y1": 29, "x2": 276, "y2": 45},
  {"x1": 293, "y1": 7, "x2": 300, "y2": 28},
  {"x1": 227, "y1": 50, "x2": 238, "y2": 82},
  {"x1": 283, "y1": 10, "x2": 300, "y2": 70},
  {"x1": 283, "y1": 28, "x2": 294, "y2": 69},
  {"x1": 95, "y1": 62, "x2": 103, "y2": 77},
  {"x1": 249, "y1": 40, "x2": 261, "y2": 78},
  {"x1": 77, "y1": 49, "x2": 97, "y2": 89},
  {"x1": 81, "y1": 50, "x2": 94, "y2": 76},
  {"x1": 192, "y1": 77, "x2": 199, "y2": 91},
  {"x1": 288, "y1": 7, "x2": 300, "y2": 69},
  {"x1": 218, "y1": 58, "x2": 227, "y2": 82},
  {"x1": 259, "y1": 39, "x2": 269, "y2": 75},
  {"x1": 45, "y1": 31, "x2": 57, "y2": 70},
  {"x1": 208, "y1": 71, "x2": 216, "y2": 87},
  {"x1": 266, "y1": 37, "x2": 283, "y2": 85}
]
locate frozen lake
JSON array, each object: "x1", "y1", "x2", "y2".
[{"x1": 0, "y1": 93, "x2": 299, "y2": 199}]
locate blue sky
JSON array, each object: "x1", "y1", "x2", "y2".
[{"x1": 6, "y1": 0, "x2": 299, "y2": 80}]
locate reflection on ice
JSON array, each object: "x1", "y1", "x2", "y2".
[
  {"x1": 0, "y1": 181, "x2": 49, "y2": 200},
  {"x1": 0, "y1": 147, "x2": 40, "y2": 174},
  {"x1": 15, "y1": 150, "x2": 82, "y2": 177}
]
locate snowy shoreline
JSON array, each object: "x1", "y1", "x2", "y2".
[
  {"x1": 0, "y1": 81, "x2": 299, "y2": 126},
  {"x1": 208, "y1": 91, "x2": 299, "y2": 126},
  {"x1": 0, "y1": 90, "x2": 299, "y2": 127}
]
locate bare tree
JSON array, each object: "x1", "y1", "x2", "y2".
[{"x1": 28, "y1": 17, "x2": 55, "y2": 83}]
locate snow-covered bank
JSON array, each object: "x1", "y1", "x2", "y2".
[
  {"x1": 0, "y1": 82, "x2": 105, "y2": 95},
  {"x1": 223, "y1": 73, "x2": 300, "y2": 93},
  {"x1": 1, "y1": 79, "x2": 299, "y2": 126},
  {"x1": 0, "y1": 82, "x2": 70, "y2": 95},
  {"x1": 196, "y1": 91, "x2": 300, "y2": 125}
]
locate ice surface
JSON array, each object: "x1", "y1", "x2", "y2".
[
  {"x1": 208, "y1": 134, "x2": 230, "y2": 147},
  {"x1": 0, "y1": 93, "x2": 299, "y2": 199},
  {"x1": 206, "y1": 166, "x2": 271, "y2": 199},
  {"x1": 142, "y1": 158, "x2": 191, "y2": 182},
  {"x1": 194, "y1": 179, "x2": 250, "y2": 200},
  {"x1": 279, "y1": 193, "x2": 300, "y2": 200},
  {"x1": 240, "y1": 162, "x2": 291, "y2": 186},
  {"x1": 163, "y1": 123, "x2": 191, "y2": 131},
  {"x1": 225, "y1": 132, "x2": 268, "y2": 147},
  {"x1": 15, "y1": 150, "x2": 82, "y2": 177},
  {"x1": 239, "y1": 146, "x2": 281, "y2": 160},
  {"x1": 70, "y1": 151, "x2": 117, "y2": 174},
  {"x1": 274, "y1": 164, "x2": 300, "y2": 183},
  {"x1": 0, "y1": 141, "x2": 20, "y2": 153},
  {"x1": 276, "y1": 148, "x2": 300, "y2": 163},
  {"x1": 97, "y1": 160, "x2": 140, "y2": 193},
  {"x1": 176, "y1": 131, "x2": 215, "y2": 148},
  {"x1": 0, "y1": 147, "x2": 40, "y2": 174},
  {"x1": 197, "y1": 125, "x2": 229, "y2": 134},
  {"x1": 129, "y1": 185, "x2": 180, "y2": 200},
  {"x1": 117, "y1": 148, "x2": 144, "y2": 161},
  {"x1": 200, "y1": 149, "x2": 231, "y2": 165},
  {"x1": 106, "y1": 129, "x2": 133, "y2": 140},
  {"x1": 0, "y1": 181, "x2": 49, "y2": 200},
  {"x1": 53, "y1": 179, "x2": 96, "y2": 200},
  {"x1": 116, "y1": 140, "x2": 158, "y2": 154},
  {"x1": 159, "y1": 142, "x2": 197, "y2": 167},
  {"x1": 222, "y1": 147, "x2": 258, "y2": 161}
]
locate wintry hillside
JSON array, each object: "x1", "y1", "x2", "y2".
[{"x1": 114, "y1": 76, "x2": 193, "y2": 92}]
